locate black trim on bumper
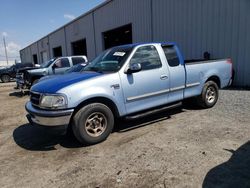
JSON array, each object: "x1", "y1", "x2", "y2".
[
  {"x1": 25, "y1": 101, "x2": 74, "y2": 127},
  {"x1": 26, "y1": 114, "x2": 68, "y2": 134}
]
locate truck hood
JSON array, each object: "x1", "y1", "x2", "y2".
[
  {"x1": 31, "y1": 72, "x2": 102, "y2": 93},
  {"x1": 18, "y1": 67, "x2": 38, "y2": 73},
  {"x1": 27, "y1": 68, "x2": 47, "y2": 73},
  {"x1": 0, "y1": 67, "x2": 10, "y2": 73}
]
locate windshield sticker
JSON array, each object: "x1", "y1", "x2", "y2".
[{"x1": 113, "y1": 52, "x2": 126, "y2": 57}]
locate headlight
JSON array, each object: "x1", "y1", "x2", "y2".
[{"x1": 40, "y1": 94, "x2": 67, "y2": 109}]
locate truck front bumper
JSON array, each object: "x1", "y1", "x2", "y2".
[
  {"x1": 15, "y1": 79, "x2": 25, "y2": 89},
  {"x1": 25, "y1": 101, "x2": 74, "y2": 127}
]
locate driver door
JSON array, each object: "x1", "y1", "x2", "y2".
[
  {"x1": 51, "y1": 58, "x2": 71, "y2": 75},
  {"x1": 120, "y1": 45, "x2": 170, "y2": 114}
]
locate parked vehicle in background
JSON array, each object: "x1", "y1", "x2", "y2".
[
  {"x1": 26, "y1": 42, "x2": 233, "y2": 145},
  {"x1": 0, "y1": 63, "x2": 34, "y2": 83},
  {"x1": 38, "y1": 62, "x2": 88, "y2": 82},
  {"x1": 0, "y1": 66, "x2": 9, "y2": 70},
  {"x1": 16, "y1": 56, "x2": 87, "y2": 89}
]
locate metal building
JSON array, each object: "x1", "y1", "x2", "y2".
[{"x1": 20, "y1": 0, "x2": 250, "y2": 86}]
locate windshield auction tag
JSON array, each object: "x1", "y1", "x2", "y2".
[{"x1": 113, "y1": 52, "x2": 126, "y2": 57}]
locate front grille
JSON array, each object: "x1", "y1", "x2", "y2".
[
  {"x1": 16, "y1": 73, "x2": 23, "y2": 79},
  {"x1": 30, "y1": 92, "x2": 41, "y2": 106}
]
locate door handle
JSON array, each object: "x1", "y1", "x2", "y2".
[{"x1": 160, "y1": 75, "x2": 168, "y2": 80}]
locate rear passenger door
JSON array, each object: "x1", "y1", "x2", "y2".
[
  {"x1": 120, "y1": 45, "x2": 170, "y2": 114},
  {"x1": 162, "y1": 45, "x2": 186, "y2": 102}
]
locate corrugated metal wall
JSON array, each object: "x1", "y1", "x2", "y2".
[
  {"x1": 20, "y1": 48, "x2": 32, "y2": 63},
  {"x1": 30, "y1": 43, "x2": 38, "y2": 64},
  {"x1": 152, "y1": 0, "x2": 250, "y2": 86},
  {"x1": 37, "y1": 37, "x2": 49, "y2": 62},
  {"x1": 93, "y1": 0, "x2": 152, "y2": 54},
  {"x1": 48, "y1": 28, "x2": 67, "y2": 57},
  {"x1": 65, "y1": 14, "x2": 96, "y2": 59},
  {"x1": 20, "y1": 0, "x2": 250, "y2": 86}
]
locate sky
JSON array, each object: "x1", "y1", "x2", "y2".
[{"x1": 0, "y1": 0, "x2": 105, "y2": 61}]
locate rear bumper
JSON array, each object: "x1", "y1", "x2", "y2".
[{"x1": 25, "y1": 101, "x2": 74, "y2": 127}]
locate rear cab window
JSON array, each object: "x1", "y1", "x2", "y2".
[
  {"x1": 72, "y1": 57, "x2": 86, "y2": 65},
  {"x1": 162, "y1": 45, "x2": 180, "y2": 67}
]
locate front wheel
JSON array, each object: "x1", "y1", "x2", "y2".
[
  {"x1": 72, "y1": 103, "x2": 114, "y2": 145},
  {"x1": 1, "y1": 74, "x2": 11, "y2": 83},
  {"x1": 197, "y1": 81, "x2": 219, "y2": 108}
]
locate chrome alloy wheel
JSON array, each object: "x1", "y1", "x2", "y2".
[
  {"x1": 206, "y1": 86, "x2": 216, "y2": 104},
  {"x1": 84, "y1": 112, "x2": 107, "y2": 137}
]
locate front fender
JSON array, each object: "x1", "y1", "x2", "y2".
[
  {"x1": 68, "y1": 87, "x2": 125, "y2": 116},
  {"x1": 27, "y1": 68, "x2": 48, "y2": 76},
  {"x1": 58, "y1": 73, "x2": 126, "y2": 116}
]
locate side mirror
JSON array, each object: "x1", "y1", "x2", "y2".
[{"x1": 126, "y1": 63, "x2": 142, "y2": 74}]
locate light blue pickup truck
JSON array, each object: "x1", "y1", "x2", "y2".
[{"x1": 26, "y1": 42, "x2": 233, "y2": 145}]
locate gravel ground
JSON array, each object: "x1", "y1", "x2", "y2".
[{"x1": 0, "y1": 83, "x2": 249, "y2": 188}]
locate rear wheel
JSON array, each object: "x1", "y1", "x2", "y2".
[
  {"x1": 1, "y1": 74, "x2": 11, "y2": 83},
  {"x1": 72, "y1": 103, "x2": 114, "y2": 145},
  {"x1": 197, "y1": 81, "x2": 219, "y2": 108}
]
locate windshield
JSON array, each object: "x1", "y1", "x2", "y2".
[
  {"x1": 83, "y1": 46, "x2": 133, "y2": 73},
  {"x1": 40, "y1": 59, "x2": 56, "y2": 68}
]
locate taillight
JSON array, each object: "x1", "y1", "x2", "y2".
[
  {"x1": 226, "y1": 58, "x2": 233, "y2": 78},
  {"x1": 226, "y1": 59, "x2": 232, "y2": 64}
]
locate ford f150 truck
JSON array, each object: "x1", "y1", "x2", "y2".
[{"x1": 25, "y1": 42, "x2": 232, "y2": 145}]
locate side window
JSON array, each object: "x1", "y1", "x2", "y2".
[
  {"x1": 72, "y1": 57, "x2": 86, "y2": 65},
  {"x1": 54, "y1": 58, "x2": 70, "y2": 68},
  {"x1": 162, "y1": 46, "x2": 180, "y2": 67},
  {"x1": 130, "y1": 45, "x2": 162, "y2": 71}
]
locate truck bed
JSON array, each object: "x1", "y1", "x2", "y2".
[
  {"x1": 184, "y1": 58, "x2": 218, "y2": 64},
  {"x1": 184, "y1": 58, "x2": 232, "y2": 98}
]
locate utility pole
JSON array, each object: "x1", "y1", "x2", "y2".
[{"x1": 3, "y1": 36, "x2": 9, "y2": 65}]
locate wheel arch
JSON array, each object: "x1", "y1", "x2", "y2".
[
  {"x1": 205, "y1": 75, "x2": 221, "y2": 88},
  {"x1": 30, "y1": 75, "x2": 43, "y2": 84},
  {"x1": 73, "y1": 97, "x2": 120, "y2": 119}
]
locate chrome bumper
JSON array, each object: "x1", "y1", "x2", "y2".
[{"x1": 25, "y1": 101, "x2": 74, "y2": 127}]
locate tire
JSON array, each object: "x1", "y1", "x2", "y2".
[
  {"x1": 1, "y1": 74, "x2": 11, "y2": 83},
  {"x1": 32, "y1": 79, "x2": 39, "y2": 86},
  {"x1": 72, "y1": 103, "x2": 114, "y2": 145},
  {"x1": 196, "y1": 81, "x2": 219, "y2": 108}
]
